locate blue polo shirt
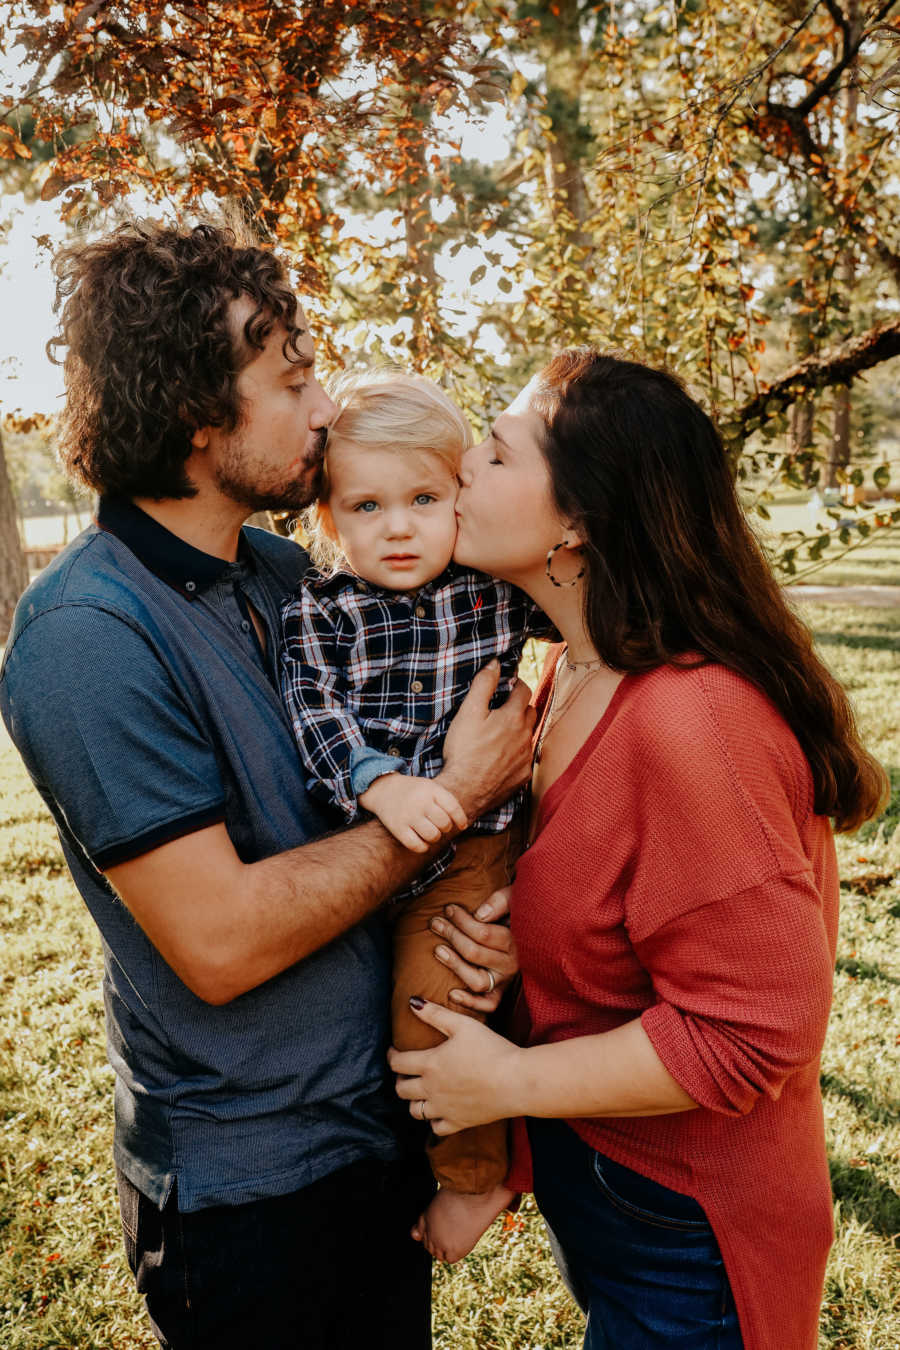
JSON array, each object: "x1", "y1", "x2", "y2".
[{"x1": 0, "y1": 500, "x2": 405, "y2": 1211}]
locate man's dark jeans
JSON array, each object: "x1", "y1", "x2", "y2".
[
  {"x1": 529, "y1": 1118, "x2": 744, "y2": 1350},
  {"x1": 117, "y1": 1153, "x2": 436, "y2": 1349}
]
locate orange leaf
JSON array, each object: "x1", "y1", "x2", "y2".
[{"x1": 40, "y1": 174, "x2": 68, "y2": 201}]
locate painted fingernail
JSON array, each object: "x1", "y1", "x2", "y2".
[
  {"x1": 430, "y1": 918, "x2": 446, "y2": 935},
  {"x1": 409, "y1": 995, "x2": 426, "y2": 1010},
  {"x1": 435, "y1": 946, "x2": 451, "y2": 961},
  {"x1": 475, "y1": 905, "x2": 492, "y2": 920},
  {"x1": 449, "y1": 990, "x2": 465, "y2": 1002},
  {"x1": 444, "y1": 905, "x2": 457, "y2": 917}
]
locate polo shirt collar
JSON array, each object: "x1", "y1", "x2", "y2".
[{"x1": 97, "y1": 497, "x2": 254, "y2": 596}]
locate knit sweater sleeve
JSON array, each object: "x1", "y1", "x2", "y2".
[
  {"x1": 624, "y1": 666, "x2": 835, "y2": 1116},
  {"x1": 636, "y1": 875, "x2": 834, "y2": 1115}
]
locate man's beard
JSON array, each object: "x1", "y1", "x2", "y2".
[{"x1": 214, "y1": 428, "x2": 327, "y2": 514}]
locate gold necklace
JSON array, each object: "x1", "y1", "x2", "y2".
[
  {"x1": 533, "y1": 657, "x2": 604, "y2": 765},
  {"x1": 565, "y1": 654, "x2": 605, "y2": 671}
]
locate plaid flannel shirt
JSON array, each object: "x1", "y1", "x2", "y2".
[{"x1": 280, "y1": 563, "x2": 547, "y2": 898}]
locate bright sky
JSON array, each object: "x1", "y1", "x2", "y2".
[{"x1": 0, "y1": 27, "x2": 522, "y2": 417}]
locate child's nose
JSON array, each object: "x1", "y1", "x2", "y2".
[
  {"x1": 385, "y1": 509, "x2": 412, "y2": 536},
  {"x1": 459, "y1": 446, "x2": 475, "y2": 486}
]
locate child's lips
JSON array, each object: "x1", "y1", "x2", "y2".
[{"x1": 383, "y1": 554, "x2": 419, "y2": 566}]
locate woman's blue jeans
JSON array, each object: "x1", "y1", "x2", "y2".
[{"x1": 528, "y1": 1118, "x2": 744, "y2": 1349}]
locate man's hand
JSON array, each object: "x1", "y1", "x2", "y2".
[
  {"x1": 359, "y1": 773, "x2": 468, "y2": 853},
  {"x1": 439, "y1": 660, "x2": 534, "y2": 821}
]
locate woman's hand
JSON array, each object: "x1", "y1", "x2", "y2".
[
  {"x1": 429, "y1": 885, "x2": 519, "y2": 1014},
  {"x1": 388, "y1": 998, "x2": 523, "y2": 1135}
]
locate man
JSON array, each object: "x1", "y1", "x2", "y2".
[{"x1": 0, "y1": 221, "x2": 533, "y2": 1348}]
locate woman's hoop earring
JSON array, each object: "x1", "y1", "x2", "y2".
[{"x1": 546, "y1": 541, "x2": 586, "y2": 588}]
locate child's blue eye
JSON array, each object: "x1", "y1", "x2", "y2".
[
  {"x1": 354, "y1": 500, "x2": 378, "y2": 513},
  {"x1": 414, "y1": 493, "x2": 436, "y2": 506}
]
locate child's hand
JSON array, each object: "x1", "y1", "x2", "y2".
[{"x1": 360, "y1": 773, "x2": 468, "y2": 852}]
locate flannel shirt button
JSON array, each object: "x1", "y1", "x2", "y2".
[
  {"x1": 185, "y1": 580, "x2": 197, "y2": 593},
  {"x1": 388, "y1": 746, "x2": 401, "y2": 756},
  {"x1": 411, "y1": 679, "x2": 423, "y2": 693},
  {"x1": 414, "y1": 605, "x2": 426, "y2": 618},
  {"x1": 357, "y1": 581, "x2": 369, "y2": 593},
  {"x1": 241, "y1": 620, "x2": 251, "y2": 633}
]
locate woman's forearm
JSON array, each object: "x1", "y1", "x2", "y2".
[{"x1": 508, "y1": 1018, "x2": 698, "y2": 1120}]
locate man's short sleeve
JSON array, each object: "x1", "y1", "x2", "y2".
[{"x1": 1, "y1": 605, "x2": 226, "y2": 869}]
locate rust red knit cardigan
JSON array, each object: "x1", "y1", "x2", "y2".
[{"x1": 507, "y1": 657, "x2": 839, "y2": 1350}]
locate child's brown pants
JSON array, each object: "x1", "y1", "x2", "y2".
[{"x1": 391, "y1": 828, "x2": 519, "y2": 1195}]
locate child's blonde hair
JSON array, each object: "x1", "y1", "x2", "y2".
[{"x1": 303, "y1": 369, "x2": 472, "y2": 571}]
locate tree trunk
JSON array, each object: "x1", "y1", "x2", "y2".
[
  {"x1": 829, "y1": 385, "x2": 851, "y2": 488},
  {"x1": 791, "y1": 397, "x2": 818, "y2": 486},
  {"x1": 404, "y1": 132, "x2": 439, "y2": 366},
  {"x1": 0, "y1": 429, "x2": 29, "y2": 642},
  {"x1": 543, "y1": 0, "x2": 592, "y2": 257},
  {"x1": 828, "y1": 0, "x2": 861, "y2": 488}
]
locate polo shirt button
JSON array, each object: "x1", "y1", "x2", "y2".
[
  {"x1": 411, "y1": 679, "x2": 423, "y2": 693},
  {"x1": 388, "y1": 746, "x2": 401, "y2": 756},
  {"x1": 185, "y1": 580, "x2": 197, "y2": 593},
  {"x1": 415, "y1": 605, "x2": 426, "y2": 618},
  {"x1": 241, "y1": 620, "x2": 251, "y2": 633}
]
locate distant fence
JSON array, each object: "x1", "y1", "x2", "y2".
[{"x1": 24, "y1": 545, "x2": 64, "y2": 571}]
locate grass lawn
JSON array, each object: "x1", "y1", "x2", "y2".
[{"x1": 1, "y1": 603, "x2": 898, "y2": 1349}]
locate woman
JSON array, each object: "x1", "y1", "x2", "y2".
[{"x1": 389, "y1": 349, "x2": 888, "y2": 1350}]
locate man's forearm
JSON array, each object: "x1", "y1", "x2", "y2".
[
  {"x1": 106, "y1": 814, "x2": 444, "y2": 1006},
  {"x1": 240, "y1": 817, "x2": 437, "y2": 986}
]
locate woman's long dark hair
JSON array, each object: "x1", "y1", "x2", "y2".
[{"x1": 531, "y1": 347, "x2": 888, "y2": 833}]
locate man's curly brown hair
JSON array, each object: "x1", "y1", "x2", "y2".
[{"x1": 50, "y1": 220, "x2": 309, "y2": 499}]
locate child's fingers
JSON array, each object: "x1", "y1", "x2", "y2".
[
  {"x1": 431, "y1": 784, "x2": 468, "y2": 831},
  {"x1": 423, "y1": 803, "x2": 454, "y2": 835},
  {"x1": 400, "y1": 826, "x2": 430, "y2": 853},
  {"x1": 413, "y1": 815, "x2": 444, "y2": 844}
]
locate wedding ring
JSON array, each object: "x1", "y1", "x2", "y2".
[
  {"x1": 416, "y1": 1099, "x2": 427, "y2": 1121},
  {"x1": 485, "y1": 968, "x2": 496, "y2": 995}
]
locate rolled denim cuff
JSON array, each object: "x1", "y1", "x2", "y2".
[{"x1": 349, "y1": 746, "x2": 408, "y2": 797}]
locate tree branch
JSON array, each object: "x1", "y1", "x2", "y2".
[
  {"x1": 790, "y1": 0, "x2": 897, "y2": 117},
  {"x1": 728, "y1": 318, "x2": 900, "y2": 439},
  {"x1": 754, "y1": 0, "x2": 900, "y2": 288}
]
